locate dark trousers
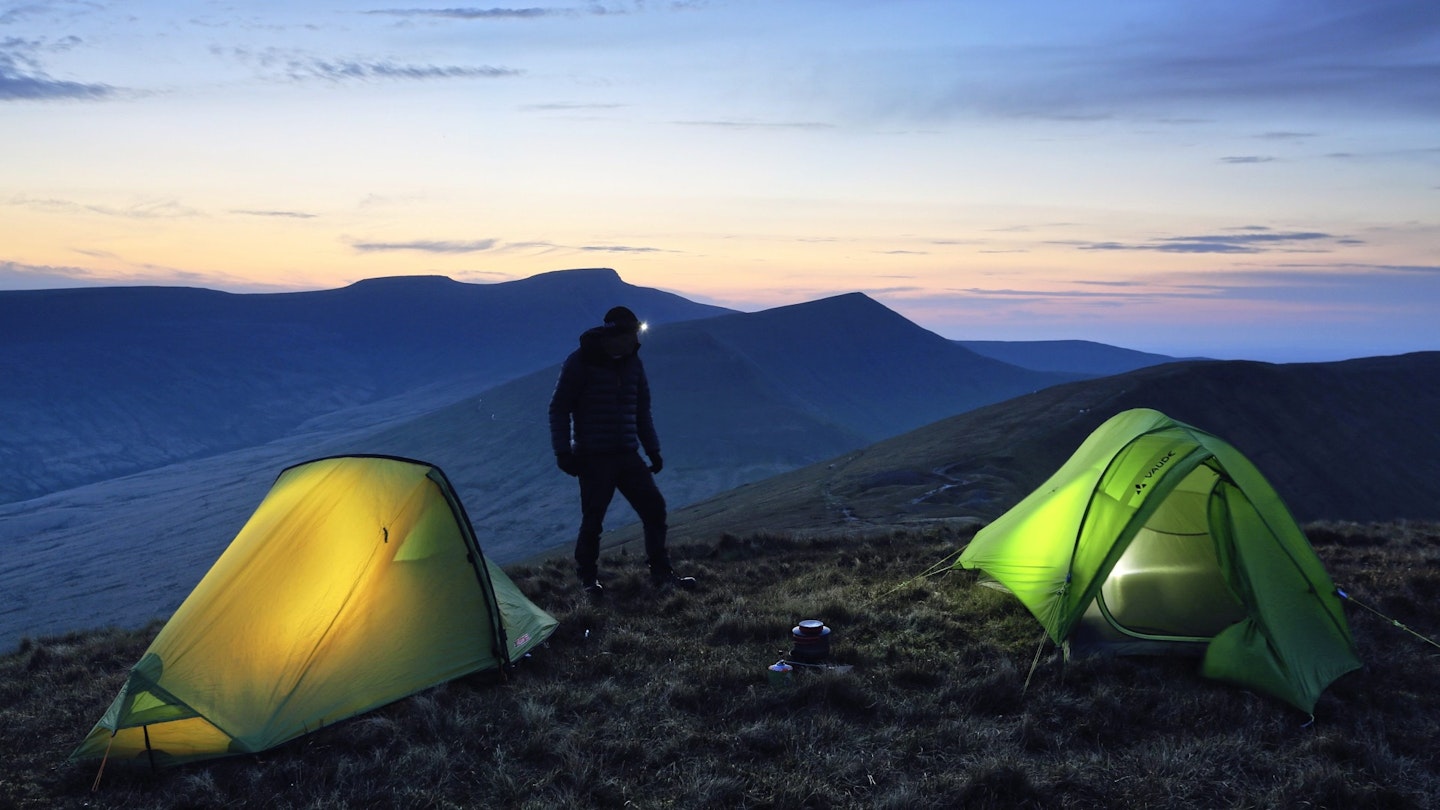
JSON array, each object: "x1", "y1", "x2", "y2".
[{"x1": 574, "y1": 451, "x2": 669, "y2": 577}]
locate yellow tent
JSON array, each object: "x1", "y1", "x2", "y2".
[{"x1": 72, "y1": 455, "x2": 558, "y2": 767}]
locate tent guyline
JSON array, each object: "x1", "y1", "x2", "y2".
[{"x1": 1336, "y1": 588, "x2": 1440, "y2": 651}]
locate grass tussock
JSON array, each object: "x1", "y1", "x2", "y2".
[{"x1": 3, "y1": 521, "x2": 1439, "y2": 808}]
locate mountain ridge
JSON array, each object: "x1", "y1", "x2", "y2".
[{"x1": 0, "y1": 269, "x2": 731, "y2": 503}]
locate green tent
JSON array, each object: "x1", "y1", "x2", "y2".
[
  {"x1": 71, "y1": 455, "x2": 558, "y2": 767},
  {"x1": 955, "y1": 408, "x2": 1360, "y2": 712}
]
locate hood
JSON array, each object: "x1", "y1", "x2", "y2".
[{"x1": 578, "y1": 324, "x2": 641, "y2": 362}]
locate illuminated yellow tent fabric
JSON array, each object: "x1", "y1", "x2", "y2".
[
  {"x1": 955, "y1": 409, "x2": 1360, "y2": 713},
  {"x1": 71, "y1": 455, "x2": 558, "y2": 767}
]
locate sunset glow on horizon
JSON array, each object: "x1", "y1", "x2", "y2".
[{"x1": 2, "y1": 0, "x2": 1436, "y2": 362}]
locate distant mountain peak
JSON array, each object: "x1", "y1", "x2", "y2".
[
  {"x1": 344, "y1": 275, "x2": 464, "y2": 289},
  {"x1": 526, "y1": 267, "x2": 621, "y2": 282},
  {"x1": 806, "y1": 291, "x2": 884, "y2": 310},
  {"x1": 780, "y1": 290, "x2": 873, "y2": 306},
  {"x1": 725, "y1": 291, "x2": 880, "y2": 321},
  {"x1": 338, "y1": 268, "x2": 626, "y2": 295},
  {"x1": 721, "y1": 291, "x2": 929, "y2": 339}
]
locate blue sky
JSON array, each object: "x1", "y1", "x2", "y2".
[{"x1": 1, "y1": 0, "x2": 1436, "y2": 361}]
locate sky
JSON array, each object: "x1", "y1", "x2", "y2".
[{"x1": 1, "y1": 0, "x2": 1436, "y2": 362}]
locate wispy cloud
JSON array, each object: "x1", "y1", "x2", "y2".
[
  {"x1": 1072, "y1": 229, "x2": 1351, "y2": 254},
  {"x1": 364, "y1": 8, "x2": 560, "y2": 20},
  {"x1": 302, "y1": 59, "x2": 519, "y2": 81},
  {"x1": 0, "y1": 258, "x2": 279, "y2": 291},
  {"x1": 859, "y1": 285, "x2": 924, "y2": 296},
  {"x1": 0, "y1": 259, "x2": 99, "y2": 289},
  {"x1": 577, "y1": 244, "x2": 668, "y2": 253},
  {"x1": 0, "y1": 37, "x2": 112, "y2": 101},
  {"x1": 951, "y1": 285, "x2": 1204, "y2": 301},
  {"x1": 231, "y1": 209, "x2": 317, "y2": 219},
  {"x1": 1148, "y1": 262, "x2": 1440, "y2": 309},
  {"x1": 916, "y1": 262, "x2": 1440, "y2": 320},
  {"x1": 878, "y1": 0, "x2": 1440, "y2": 122},
  {"x1": 348, "y1": 238, "x2": 673, "y2": 255},
  {"x1": 1323, "y1": 145, "x2": 1440, "y2": 161},
  {"x1": 674, "y1": 119, "x2": 835, "y2": 130},
  {"x1": 93, "y1": 200, "x2": 202, "y2": 219},
  {"x1": 1221, "y1": 155, "x2": 1276, "y2": 164},
  {"x1": 350, "y1": 239, "x2": 498, "y2": 253},
  {"x1": 521, "y1": 102, "x2": 626, "y2": 111},
  {"x1": 364, "y1": 3, "x2": 706, "y2": 21},
  {"x1": 502, "y1": 239, "x2": 673, "y2": 254},
  {"x1": 1263, "y1": 261, "x2": 1440, "y2": 277},
  {"x1": 976, "y1": 262, "x2": 1440, "y2": 306},
  {"x1": 219, "y1": 47, "x2": 520, "y2": 82},
  {"x1": 10, "y1": 196, "x2": 202, "y2": 219}
]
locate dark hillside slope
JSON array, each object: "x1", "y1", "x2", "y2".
[
  {"x1": 0, "y1": 269, "x2": 730, "y2": 503},
  {"x1": 347, "y1": 336, "x2": 872, "y2": 561},
  {"x1": 334, "y1": 294, "x2": 1073, "y2": 560},
  {"x1": 622, "y1": 352, "x2": 1440, "y2": 549}
]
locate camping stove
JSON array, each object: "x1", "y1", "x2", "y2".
[{"x1": 788, "y1": 619, "x2": 831, "y2": 664}]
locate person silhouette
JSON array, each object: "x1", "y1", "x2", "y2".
[{"x1": 548, "y1": 306, "x2": 697, "y2": 597}]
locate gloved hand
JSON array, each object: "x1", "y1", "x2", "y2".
[
  {"x1": 556, "y1": 452, "x2": 581, "y2": 477},
  {"x1": 648, "y1": 453, "x2": 664, "y2": 475}
]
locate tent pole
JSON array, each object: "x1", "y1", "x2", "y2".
[
  {"x1": 432, "y1": 469, "x2": 512, "y2": 664},
  {"x1": 1021, "y1": 629, "x2": 1049, "y2": 697},
  {"x1": 90, "y1": 732, "x2": 116, "y2": 791},
  {"x1": 143, "y1": 725, "x2": 156, "y2": 774}
]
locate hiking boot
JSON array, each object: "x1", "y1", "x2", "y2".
[
  {"x1": 579, "y1": 577, "x2": 605, "y2": 600},
  {"x1": 651, "y1": 570, "x2": 698, "y2": 590}
]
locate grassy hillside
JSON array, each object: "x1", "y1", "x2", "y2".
[
  {"x1": 4, "y1": 520, "x2": 1438, "y2": 809},
  {"x1": 604, "y1": 352, "x2": 1440, "y2": 555}
]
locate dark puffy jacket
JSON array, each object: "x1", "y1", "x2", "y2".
[{"x1": 548, "y1": 326, "x2": 660, "y2": 457}]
